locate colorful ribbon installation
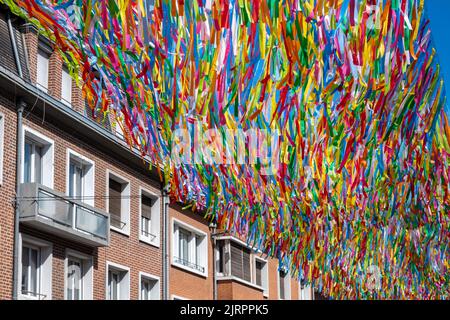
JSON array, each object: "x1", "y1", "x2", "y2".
[{"x1": 2, "y1": 0, "x2": 449, "y2": 299}]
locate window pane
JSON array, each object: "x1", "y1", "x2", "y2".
[
  {"x1": 279, "y1": 270, "x2": 287, "y2": 299},
  {"x1": 21, "y1": 247, "x2": 30, "y2": 294},
  {"x1": 141, "y1": 280, "x2": 149, "y2": 300},
  {"x1": 61, "y1": 67, "x2": 72, "y2": 106},
  {"x1": 217, "y1": 241, "x2": 224, "y2": 274},
  {"x1": 178, "y1": 229, "x2": 189, "y2": 261},
  {"x1": 109, "y1": 179, "x2": 123, "y2": 228},
  {"x1": 29, "y1": 248, "x2": 38, "y2": 296},
  {"x1": 195, "y1": 235, "x2": 202, "y2": 267},
  {"x1": 75, "y1": 166, "x2": 82, "y2": 198},
  {"x1": 34, "y1": 145, "x2": 43, "y2": 184},
  {"x1": 255, "y1": 261, "x2": 263, "y2": 286},
  {"x1": 24, "y1": 142, "x2": 32, "y2": 183},
  {"x1": 67, "y1": 259, "x2": 82, "y2": 300},
  {"x1": 36, "y1": 51, "x2": 49, "y2": 91},
  {"x1": 108, "y1": 270, "x2": 119, "y2": 300},
  {"x1": 69, "y1": 163, "x2": 75, "y2": 197}
]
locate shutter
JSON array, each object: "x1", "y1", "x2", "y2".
[
  {"x1": 109, "y1": 179, "x2": 122, "y2": 226},
  {"x1": 230, "y1": 242, "x2": 243, "y2": 279}
]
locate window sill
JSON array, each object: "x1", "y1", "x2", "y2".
[
  {"x1": 110, "y1": 225, "x2": 130, "y2": 237},
  {"x1": 171, "y1": 260, "x2": 208, "y2": 278},
  {"x1": 18, "y1": 294, "x2": 47, "y2": 301},
  {"x1": 139, "y1": 235, "x2": 160, "y2": 248}
]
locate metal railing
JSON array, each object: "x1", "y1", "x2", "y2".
[
  {"x1": 141, "y1": 229, "x2": 157, "y2": 241},
  {"x1": 110, "y1": 214, "x2": 127, "y2": 230},
  {"x1": 173, "y1": 256, "x2": 205, "y2": 273}
]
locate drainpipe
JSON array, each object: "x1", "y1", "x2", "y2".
[
  {"x1": 210, "y1": 224, "x2": 218, "y2": 300},
  {"x1": 12, "y1": 99, "x2": 26, "y2": 300},
  {"x1": 162, "y1": 185, "x2": 170, "y2": 300},
  {"x1": 7, "y1": 12, "x2": 23, "y2": 78}
]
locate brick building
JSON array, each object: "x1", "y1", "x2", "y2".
[{"x1": 0, "y1": 7, "x2": 316, "y2": 300}]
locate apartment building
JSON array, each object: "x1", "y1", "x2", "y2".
[{"x1": 0, "y1": 7, "x2": 316, "y2": 300}]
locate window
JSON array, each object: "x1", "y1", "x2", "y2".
[
  {"x1": 61, "y1": 66, "x2": 72, "y2": 106},
  {"x1": 106, "y1": 262, "x2": 130, "y2": 300},
  {"x1": 278, "y1": 268, "x2": 291, "y2": 300},
  {"x1": 139, "y1": 273, "x2": 160, "y2": 300},
  {"x1": 19, "y1": 235, "x2": 52, "y2": 300},
  {"x1": 67, "y1": 150, "x2": 94, "y2": 206},
  {"x1": 66, "y1": 257, "x2": 82, "y2": 300},
  {"x1": 36, "y1": 49, "x2": 49, "y2": 92},
  {"x1": 215, "y1": 238, "x2": 268, "y2": 294},
  {"x1": 0, "y1": 113, "x2": 4, "y2": 185},
  {"x1": 172, "y1": 219, "x2": 208, "y2": 276},
  {"x1": 21, "y1": 245, "x2": 40, "y2": 298},
  {"x1": 24, "y1": 139, "x2": 43, "y2": 184},
  {"x1": 107, "y1": 171, "x2": 130, "y2": 235},
  {"x1": 139, "y1": 188, "x2": 160, "y2": 246},
  {"x1": 22, "y1": 127, "x2": 54, "y2": 188},
  {"x1": 65, "y1": 250, "x2": 93, "y2": 300}
]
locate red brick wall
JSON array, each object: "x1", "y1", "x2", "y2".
[{"x1": 217, "y1": 280, "x2": 265, "y2": 300}]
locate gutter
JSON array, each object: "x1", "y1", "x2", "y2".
[{"x1": 9, "y1": 10, "x2": 24, "y2": 300}]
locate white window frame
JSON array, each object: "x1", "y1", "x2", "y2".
[
  {"x1": 0, "y1": 112, "x2": 4, "y2": 185},
  {"x1": 106, "y1": 261, "x2": 130, "y2": 300},
  {"x1": 64, "y1": 249, "x2": 93, "y2": 300},
  {"x1": 18, "y1": 234, "x2": 52, "y2": 300},
  {"x1": 138, "y1": 272, "x2": 160, "y2": 300},
  {"x1": 138, "y1": 187, "x2": 160, "y2": 247},
  {"x1": 171, "y1": 218, "x2": 208, "y2": 277},
  {"x1": 106, "y1": 170, "x2": 130, "y2": 236},
  {"x1": 61, "y1": 66, "x2": 72, "y2": 106},
  {"x1": 277, "y1": 267, "x2": 291, "y2": 300},
  {"x1": 171, "y1": 294, "x2": 189, "y2": 300},
  {"x1": 22, "y1": 126, "x2": 54, "y2": 188},
  {"x1": 66, "y1": 149, "x2": 95, "y2": 206},
  {"x1": 254, "y1": 256, "x2": 269, "y2": 297},
  {"x1": 36, "y1": 49, "x2": 49, "y2": 92}
]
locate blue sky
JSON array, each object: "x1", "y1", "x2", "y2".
[{"x1": 426, "y1": 0, "x2": 450, "y2": 107}]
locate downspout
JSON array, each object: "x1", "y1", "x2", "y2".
[
  {"x1": 162, "y1": 184, "x2": 170, "y2": 300},
  {"x1": 211, "y1": 225, "x2": 217, "y2": 300},
  {"x1": 7, "y1": 13, "x2": 23, "y2": 78},
  {"x1": 9, "y1": 10, "x2": 25, "y2": 300},
  {"x1": 12, "y1": 99, "x2": 26, "y2": 300}
]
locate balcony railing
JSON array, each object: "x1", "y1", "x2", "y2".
[
  {"x1": 18, "y1": 183, "x2": 110, "y2": 247},
  {"x1": 173, "y1": 256, "x2": 205, "y2": 273}
]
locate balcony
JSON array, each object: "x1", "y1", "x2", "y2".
[{"x1": 18, "y1": 183, "x2": 110, "y2": 247}]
